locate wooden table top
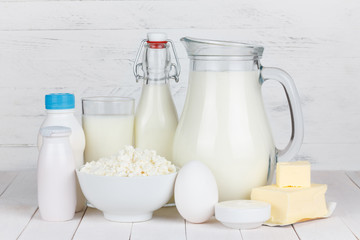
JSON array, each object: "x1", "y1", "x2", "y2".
[{"x1": 1, "y1": 170, "x2": 360, "y2": 240}]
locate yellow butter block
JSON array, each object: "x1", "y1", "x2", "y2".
[
  {"x1": 276, "y1": 161, "x2": 311, "y2": 188},
  {"x1": 251, "y1": 184, "x2": 328, "y2": 225}
]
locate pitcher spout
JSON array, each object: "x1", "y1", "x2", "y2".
[{"x1": 180, "y1": 37, "x2": 264, "y2": 60}]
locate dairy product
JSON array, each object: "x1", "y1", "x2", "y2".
[
  {"x1": 135, "y1": 84, "x2": 178, "y2": 161},
  {"x1": 215, "y1": 200, "x2": 271, "y2": 229},
  {"x1": 38, "y1": 110, "x2": 85, "y2": 168},
  {"x1": 80, "y1": 145, "x2": 176, "y2": 176},
  {"x1": 251, "y1": 161, "x2": 328, "y2": 225},
  {"x1": 38, "y1": 114, "x2": 86, "y2": 212},
  {"x1": 38, "y1": 126, "x2": 76, "y2": 221},
  {"x1": 38, "y1": 93, "x2": 86, "y2": 212},
  {"x1": 174, "y1": 161, "x2": 218, "y2": 224},
  {"x1": 173, "y1": 71, "x2": 275, "y2": 201},
  {"x1": 83, "y1": 115, "x2": 134, "y2": 163},
  {"x1": 276, "y1": 161, "x2": 311, "y2": 188},
  {"x1": 251, "y1": 184, "x2": 328, "y2": 225}
]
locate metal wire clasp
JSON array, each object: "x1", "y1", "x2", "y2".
[
  {"x1": 133, "y1": 39, "x2": 181, "y2": 83},
  {"x1": 167, "y1": 39, "x2": 181, "y2": 83},
  {"x1": 133, "y1": 39, "x2": 147, "y2": 83}
]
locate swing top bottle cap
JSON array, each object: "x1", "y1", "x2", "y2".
[{"x1": 147, "y1": 32, "x2": 167, "y2": 42}]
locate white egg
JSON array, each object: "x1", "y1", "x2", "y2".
[{"x1": 174, "y1": 160, "x2": 219, "y2": 223}]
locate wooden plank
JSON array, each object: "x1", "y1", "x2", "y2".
[
  {"x1": 0, "y1": 56, "x2": 359, "y2": 147},
  {"x1": 0, "y1": 0, "x2": 359, "y2": 31},
  {"x1": 0, "y1": 0, "x2": 183, "y2": 1},
  {"x1": 0, "y1": 1, "x2": 358, "y2": 173},
  {"x1": 186, "y1": 217, "x2": 242, "y2": 240},
  {"x1": 292, "y1": 171, "x2": 360, "y2": 239},
  {"x1": 293, "y1": 144, "x2": 360, "y2": 171},
  {"x1": 0, "y1": 24, "x2": 359, "y2": 159},
  {"x1": 0, "y1": 29, "x2": 358, "y2": 61},
  {"x1": 0, "y1": 26, "x2": 359, "y2": 168},
  {"x1": 241, "y1": 225, "x2": 299, "y2": 240},
  {"x1": 0, "y1": 51, "x2": 357, "y2": 90},
  {"x1": 18, "y1": 209, "x2": 86, "y2": 240},
  {"x1": 293, "y1": 217, "x2": 357, "y2": 240},
  {"x1": 0, "y1": 170, "x2": 38, "y2": 239},
  {"x1": 0, "y1": 146, "x2": 38, "y2": 171},
  {"x1": 131, "y1": 207, "x2": 186, "y2": 240},
  {"x1": 345, "y1": 171, "x2": 360, "y2": 189},
  {"x1": 73, "y1": 207, "x2": 132, "y2": 240},
  {"x1": 0, "y1": 116, "x2": 44, "y2": 144},
  {"x1": 0, "y1": 171, "x2": 17, "y2": 195}
]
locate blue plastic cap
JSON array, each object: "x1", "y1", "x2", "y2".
[{"x1": 45, "y1": 93, "x2": 75, "y2": 110}]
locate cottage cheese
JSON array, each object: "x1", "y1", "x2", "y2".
[{"x1": 80, "y1": 146, "x2": 176, "y2": 177}]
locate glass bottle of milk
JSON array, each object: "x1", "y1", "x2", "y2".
[{"x1": 133, "y1": 33, "x2": 181, "y2": 161}]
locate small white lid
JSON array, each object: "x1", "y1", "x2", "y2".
[
  {"x1": 40, "y1": 126, "x2": 71, "y2": 137},
  {"x1": 215, "y1": 200, "x2": 271, "y2": 230},
  {"x1": 147, "y1": 32, "x2": 167, "y2": 41}
]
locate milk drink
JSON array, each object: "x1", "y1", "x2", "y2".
[
  {"x1": 38, "y1": 93, "x2": 86, "y2": 212},
  {"x1": 173, "y1": 71, "x2": 276, "y2": 201},
  {"x1": 83, "y1": 115, "x2": 134, "y2": 163},
  {"x1": 38, "y1": 126, "x2": 76, "y2": 221},
  {"x1": 133, "y1": 33, "x2": 180, "y2": 161},
  {"x1": 135, "y1": 84, "x2": 178, "y2": 161}
]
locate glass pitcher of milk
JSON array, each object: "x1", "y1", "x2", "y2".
[{"x1": 173, "y1": 37, "x2": 304, "y2": 201}]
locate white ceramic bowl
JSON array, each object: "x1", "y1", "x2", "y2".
[
  {"x1": 215, "y1": 200, "x2": 271, "y2": 229},
  {"x1": 76, "y1": 170, "x2": 177, "y2": 222}
]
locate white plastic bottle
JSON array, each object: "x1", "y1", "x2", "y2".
[
  {"x1": 37, "y1": 93, "x2": 86, "y2": 212},
  {"x1": 38, "y1": 126, "x2": 76, "y2": 221},
  {"x1": 134, "y1": 33, "x2": 181, "y2": 161}
]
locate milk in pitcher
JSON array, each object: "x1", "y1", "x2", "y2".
[
  {"x1": 174, "y1": 37, "x2": 304, "y2": 201},
  {"x1": 173, "y1": 71, "x2": 276, "y2": 201}
]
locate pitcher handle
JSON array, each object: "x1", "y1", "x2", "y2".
[{"x1": 261, "y1": 67, "x2": 304, "y2": 162}]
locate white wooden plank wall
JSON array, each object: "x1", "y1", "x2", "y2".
[{"x1": 0, "y1": 0, "x2": 359, "y2": 170}]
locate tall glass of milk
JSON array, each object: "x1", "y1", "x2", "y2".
[{"x1": 82, "y1": 97, "x2": 135, "y2": 163}]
